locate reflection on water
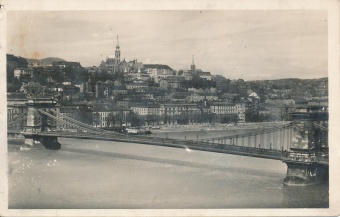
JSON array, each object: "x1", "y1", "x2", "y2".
[
  {"x1": 8, "y1": 138, "x2": 328, "y2": 209},
  {"x1": 282, "y1": 184, "x2": 329, "y2": 208}
]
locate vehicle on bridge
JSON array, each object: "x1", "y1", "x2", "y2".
[
  {"x1": 126, "y1": 128, "x2": 138, "y2": 135},
  {"x1": 125, "y1": 127, "x2": 152, "y2": 135}
]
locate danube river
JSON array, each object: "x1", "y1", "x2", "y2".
[{"x1": 8, "y1": 130, "x2": 328, "y2": 209}]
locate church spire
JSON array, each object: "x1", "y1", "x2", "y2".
[
  {"x1": 115, "y1": 35, "x2": 121, "y2": 65},
  {"x1": 190, "y1": 55, "x2": 195, "y2": 70},
  {"x1": 116, "y1": 35, "x2": 120, "y2": 49}
]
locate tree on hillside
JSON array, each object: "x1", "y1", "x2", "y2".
[
  {"x1": 115, "y1": 109, "x2": 125, "y2": 127},
  {"x1": 21, "y1": 82, "x2": 47, "y2": 97},
  {"x1": 176, "y1": 112, "x2": 189, "y2": 125},
  {"x1": 148, "y1": 80, "x2": 159, "y2": 87},
  {"x1": 64, "y1": 66, "x2": 89, "y2": 84},
  {"x1": 208, "y1": 113, "x2": 218, "y2": 124},
  {"x1": 145, "y1": 114, "x2": 160, "y2": 126},
  {"x1": 78, "y1": 107, "x2": 93, "y2": 125},
  {"x1": 259, "y1": 113, "x2": 279, "y2": 122},
  {"x1": 48, "y1": 66, "x2": 64, "y2": 83},
  {"x1": 220, "y1": 114, "x2": 238, "y2": 124},
  {"x1": 107, "y1": 112, "x2": 116, "y2": 127},
  {"x1": 19, "y1": 74, "x2": 33, "y2": 83},
  {"x1": 245, "y1": 110, "x2": 260, "y2": 122},
  {"x1": 113, "y1": 69, "x2": 124, "y2": 81},
  {"x1": 7, "y1": 55, "x2": 28, "y2": 80},
  {"x1": 92, "y1": 112, "x2": 101, "y2": 128},
  {"x1": 180, "y1": 75, "x2": 216, "y2": 90},
  {"x1": 7, "y1": 77, "x2": 21, "y2": 92},
  {"x1": 127, "y1": 111, "x2": 144, "y2": 127},
  {"x1": 37, "y1": 71, "x2": 49, "y2": 86}
]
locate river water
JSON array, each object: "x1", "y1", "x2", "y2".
[{"x1": 8, "y1": 130, "x2": 328, "y2": 209}]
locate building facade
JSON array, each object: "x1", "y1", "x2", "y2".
[
  {"x1": 210, "y1": 102, "x2": 246, "y2": 122},
  {"x1": 14, "y1": 68, "x2": 33, "y2": 78},
  {"x1": 99, "y1": 35, "x2": 122, "y2": 74},
  {"x1": 144, "y1": 64, "x2": 174, "y2": 83}
]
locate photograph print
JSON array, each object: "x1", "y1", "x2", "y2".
[{"x1": 6, "y1": 9, "x2": 330, "y2": 210}]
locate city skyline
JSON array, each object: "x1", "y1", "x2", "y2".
[{"x1": 7, "y1": 10, "x2": 327, "y2": 80}]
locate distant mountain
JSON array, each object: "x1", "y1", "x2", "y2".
[
  {"x1": 25, "y1": 58, "x2": 40, "y2": 64},
  {"x1": 26, "y1": 57, "x2": 65, "y2": 64}
]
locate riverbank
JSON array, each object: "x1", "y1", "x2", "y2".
[
  {"x1": 150, "y1": 121, "x2": 290, "y2": 133},
  {"x1": 148, "y1": 121, "x2": 290, "y2": 141}
]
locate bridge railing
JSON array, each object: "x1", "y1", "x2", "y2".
[{"x1": 284, "y1": 152, "x2": 329, "y2": 164}]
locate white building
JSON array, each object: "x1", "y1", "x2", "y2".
[
  {"x1": 14, "y1": 68, "x2": 33, "y2": 78},
  {"x1": 210, "y1": 102, "x2": 246, "y2": 122},
  {"x1": 144, "y1": 64, "x2": 174, "y2": 83}
]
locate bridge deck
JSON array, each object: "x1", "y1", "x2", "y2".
[
  {"x1": 37, "y1": 131, "x2": 285, "y2": 160},
  {"x1": 8, "y1": 130, "x2": 329, "y2": 164}
]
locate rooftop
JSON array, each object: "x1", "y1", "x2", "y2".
[
  {"x1": 210, "y1": 102, "x2": 236, "y2": 106},
  {"x1": 7, "y1": 92, "x2": 28, "y2": 100},
  {"x1": 144, "y1": 64, "x2": 173, "y2": 70}
]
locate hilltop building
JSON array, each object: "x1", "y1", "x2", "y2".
[
  {"x1": 14, "y1": 68, "x2": 33, "y2": 78},
  {"x1": 52, "y1": 61, "x2": 82, "y2": 68},
  {"x1": 144, "y1": 64, "x2": 174, "y2": 83},
  {"x1": 98, "y1": 36, "x2": 149, "y2": 79},
  {"x1": 229, "y1": 79, "x2": 248, "y2": 97},
  {"x1": 99, "y1": 35, "x2": 122, "y2": 73},
  {"x1": 183, "y1": 55, "x2": 212, "y2": 81}
]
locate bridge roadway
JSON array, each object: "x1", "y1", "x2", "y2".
[
  {"x1": 9, "y1": 130, "x2": 328, "y2": 165},
  {"x1": 37, "y1": 131, "x2": 285, "y2": 160}
]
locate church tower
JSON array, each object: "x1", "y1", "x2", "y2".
[
  {"x1": 115, "y1": 35, "x2": 121, "y2": 65},
  {"x1": 190, "y1": 55, "x2": 195, "y2": 70}
]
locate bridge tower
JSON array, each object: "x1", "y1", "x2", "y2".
[
  {"x1": 283, "y1": 105, "x2": 328, "y2": 186},
  {"x1": 21, "y1": 97, "x2": 61, "y2": 150}
]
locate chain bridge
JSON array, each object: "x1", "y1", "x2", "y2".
[{"x1": 8, "y1": 97, "x2": 329, "y2": 186}]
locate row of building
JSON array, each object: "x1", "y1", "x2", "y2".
[
  {"x1": 7, "y1": 92, "x2": 247, "y2": 130},
  {"x1": 8, "y1": 90, "x2": 327, "y2": 132}
]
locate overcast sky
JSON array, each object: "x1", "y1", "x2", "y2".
[{"x1": 7, "y1": 10, "x2": 327, "y2": 80}]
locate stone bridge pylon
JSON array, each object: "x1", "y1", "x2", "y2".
[
  {"x1": 282, "y1": 108, "x2": 328, "y2": 186},
  {"x1": 21, "y1": 97, "x2": 61, "y2": 150}
]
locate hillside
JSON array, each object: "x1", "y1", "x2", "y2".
[{"x1": 26, "y1": 57, "x2": 65, "y2": 64}]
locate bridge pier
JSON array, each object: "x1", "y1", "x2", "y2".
[
  {"x1": 282, "y1": 109, "x2": 329, "y2": 187},
  {"x1": 283, "y1": 161, "x2": 328, "y2": 186},
  {"x1": 22, "y1": 134, "x2": 61, "y2": 150},
  {"x1": 20, "y1": 97, "x2": 60, "y2": 150}
]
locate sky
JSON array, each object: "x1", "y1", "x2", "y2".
[{"x1": 7, "y1": 10, "x2": 328, "y2": 80}]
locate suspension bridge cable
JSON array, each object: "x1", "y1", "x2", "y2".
[
  {"x1": 313, "y1": 123, "x2": 328, "y2": 131},
  {"x1": 212, "y1": 122, "x2": 293, "y2": 140},
  {"x1": 38, "y1": 109, "x2": 112, "y2": 136},
  {"x1": 49, "y1": 110, "x2": 115, "y2": 135}
]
